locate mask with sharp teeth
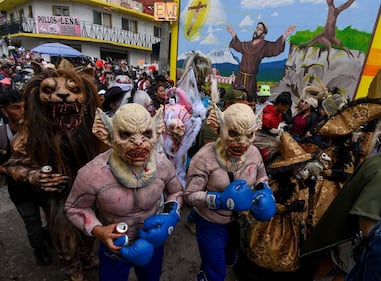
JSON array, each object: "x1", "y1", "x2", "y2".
[
  {"x1": 39, "y1": 75, "x2": 86, "y2": 133},
  {"x1": 49, "y1": 102, "x2": 83, "y2": 132}
]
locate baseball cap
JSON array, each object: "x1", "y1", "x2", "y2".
[{"x1": 257, "y1": 85, "x2": 271, "y2": 97}]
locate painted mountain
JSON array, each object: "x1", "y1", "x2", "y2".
[{"x1": 177, "y1": 47, "x2": 286, "y2": 82}]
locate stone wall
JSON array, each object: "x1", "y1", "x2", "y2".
[{"x1": 272, "y1": 44, "x2": 366, "y2": 102}]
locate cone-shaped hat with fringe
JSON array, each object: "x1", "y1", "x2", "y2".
[{"x1": 269, "y1": 132, "x2": 312, "y2": 169}]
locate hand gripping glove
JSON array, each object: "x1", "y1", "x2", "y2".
[
  {"x1": 138, "y1": 201, "x2": 180, "y2": 247},
  {"x1": 250, "y1": 182, "x2": 276, "y2": 222},
  {"x1": 117, "y1": 238, "x2": 154, "y2": 267},
  {"x1": 206, "y1": 179, "x2": 253, "y2": 212},
  {"x1": 113, "y1": 235, "x2": 129, "y2": 247}
]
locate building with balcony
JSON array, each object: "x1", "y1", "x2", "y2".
[{"x1": 0, "y1": 0, "x2": 163, "y2": 66}]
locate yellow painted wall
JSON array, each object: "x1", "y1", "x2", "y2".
[{"x1": 355, "y1": 8, "x2": 381, "y2": 99}]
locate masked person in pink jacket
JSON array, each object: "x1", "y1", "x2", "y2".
[
  {"x1": 184, "y1": 103, "x2": 276, "y2": 281},
  {"x1": 65, "y1": 103, "x2": 183, "y2": 281}
]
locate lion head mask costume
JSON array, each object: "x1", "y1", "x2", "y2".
[
  {"x1": 9, "y1": 61, "x2": 105, "y2": 182},
  {"x1": 3, "y1": 60, "x2": 106, "y2": 281}
]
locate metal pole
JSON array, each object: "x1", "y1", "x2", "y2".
[
  {"x1": 157, "y1": 0, "x2": 179, "y2": 79},
  {"x1": 159, "y1": 21, "x2": 170, "y2": 76},
  {"x1": 169, "y1": 0, "x2": 180, "y2": 84}
]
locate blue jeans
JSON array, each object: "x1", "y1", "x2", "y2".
[
  {"x1": 98, "y1": 242, "x2": 164, "y2": 281},
  {"x1": 195, "y1": 212, "x2": 238, "y2": 281},
  {"x1": 346, "y1": 220, "x2": 381, "y2": 281}
]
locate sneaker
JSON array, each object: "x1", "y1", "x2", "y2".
[{"x1": 34, "y1": 245, "x2": 52, "y2": 266}]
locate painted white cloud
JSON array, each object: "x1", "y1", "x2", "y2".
[
  {"x1": 200, "y1": 32, "x2": 220, "y2": 45},
  {"x1": 205, "y1": 0, "x2": 226, "y2": 26},
  {"x1": 203, "y1": 27, "x2": 227, "y2": 48},
  {"x1": 241, "y1": 0, "x2": 294, "y2": 9},
  {"x1": 299, "y1": 0, "x2": 325, "y2": 4},
  {"x1": 239, "y1": 15, "x2": 254, "y2": 28},
  {"x1": 272, "y1": 12, "x2": 279, "y2": 16}
]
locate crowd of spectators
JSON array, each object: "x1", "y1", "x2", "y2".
[
  {"x1": 0, "y1": 46, "x2": 168, "y2": 94},
  {"x1": 0, "y1": 47, "x2": 176, "y2": 121},
  {"x1": 0, "y1": 41, "x2": 379, "y2": 281}
]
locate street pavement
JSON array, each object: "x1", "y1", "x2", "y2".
[{"x1": 0, "y1": 185, "x2": 237, "y2": 281}]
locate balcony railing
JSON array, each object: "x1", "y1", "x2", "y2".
[{"x1": 0, "y1": 17, "x2": 160, "y2": 49}]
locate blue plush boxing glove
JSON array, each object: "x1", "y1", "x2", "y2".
[
  {"x1": 206, "y1": 179, "x2": 253, "y2": 211},
  {"x1": 138, "y1": 201, "x2": 180, "y2": 247},
  {"x1": 113, "y1": 234, "x2": 129, "y2": 247},
  {"x1": 250, "y1": 182, "x2": 276, "y2": 222},
  {"x1": 118, "y1": 239, "x2": 154, "y2": 267}
]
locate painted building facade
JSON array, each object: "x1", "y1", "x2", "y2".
[{"x1": 0, "y1": 0, "x2": 163, "y2": 66}]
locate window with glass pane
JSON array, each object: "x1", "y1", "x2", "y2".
[
  {"x1": 122, "y1": 18, "x2": 129, "y2": 30},
  {"x1": 53, "y1": 6, "x2": 70, "y2": 16},
  {"x1": 28, "y1": 6, "x2": 33, "y2": 18},
  {"x1": 93, "y1": 11, "x2": 102, "y2": 25},
  {"x1": 103, "y1": 13, "x2": 112, "y2": 27},
  {"x1": 122, "y1": 18, "x2": 137, "y2": 32},
  {"x1": 131, "y1": 19, "x2": 137, "y2": 33}
]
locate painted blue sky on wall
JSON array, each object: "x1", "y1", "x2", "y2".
[{"x1": 178, "y1": 0, "x2": 380, "y2": 63}]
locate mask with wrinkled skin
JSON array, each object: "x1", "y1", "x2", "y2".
[
  {"x1": 112, "y1": 104, "x2": 156, "y2": 167},
  {"x1": 168, "y1": 118, "x2": 185, "y2": 141},
  {"x1": 220, "y1": 103, "x2": 256, "y2": 158}
]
